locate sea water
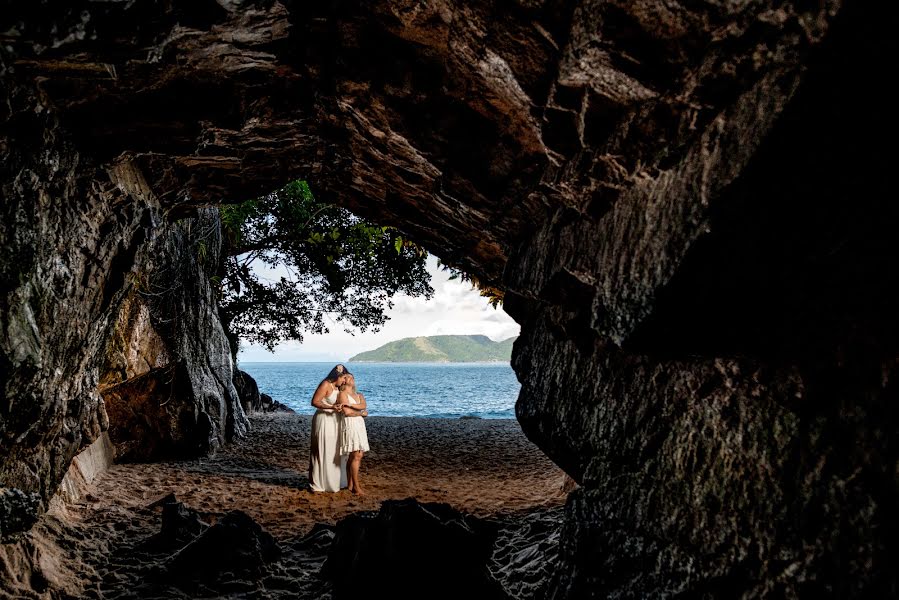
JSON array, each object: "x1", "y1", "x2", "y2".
[{"x1": 239, "y1": 362, "x2": 520, "y2": 419}]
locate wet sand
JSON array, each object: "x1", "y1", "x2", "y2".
[{"x1": 13, "y1": 414, "x2": 568, "y2": 599}]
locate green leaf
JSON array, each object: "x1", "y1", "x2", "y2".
[{"x1": 217, "y1": 178, "x2": 435, "y2": 358}]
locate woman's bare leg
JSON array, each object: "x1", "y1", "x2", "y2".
[
  {"x1": 345, "y1": 454, "x2": 356, "y2": 493},
  {"x1": 351, "y1": 452, "x2": 365, "y2": 496},
  {"x1": 347, "y1": 452, "x2": 357, "y2": 494}
]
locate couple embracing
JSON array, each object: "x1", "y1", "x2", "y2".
[{"x1": 308, "y1": 364, "x2": 370, "y2": 495}]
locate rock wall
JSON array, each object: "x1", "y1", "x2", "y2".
[
  {"x1": 505, "y1": 4, "x2": 899, "y2": 595},
  {"x1": 1, "y1": 0, "x2": 897, "y2": 596},
  {"x1": 0, "y1": 90, "x2": 246, "y2": 517},
  {"x1": 0, "y1": 96, "x2": 151, "y2": 514},
  {"x1": 99, "y1": 207, "x2": 249, "y2": 462}
]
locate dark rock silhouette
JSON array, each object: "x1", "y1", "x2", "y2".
[
  {"x1": 144, "y1": 493, "x2": 209, "y2": 551},
  {"x1": 234, "y1": 369, "x2": 262, "y2": 414},
  {"x1": 263, "y1": 393, "x2": 295, "y2": 413},
  {"x1": 234, "y1": 370, "x2": 294, "y2": 413},
  {"x1": 323, "y1": 498, "x2": 507, "y2": 599},
  {"x1": 163, "y1": 509, "x2": 281, "y2": 586}
]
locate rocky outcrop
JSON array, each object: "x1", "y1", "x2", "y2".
[
  {"x1": 323, "y1": 498, "x2": 507, "y2": 599},
  {"x1": 233, "y1": 369, "x2": 261, "y2": 414},
  {"x1": 163, "y1": 509, "x2": 281, "y2": 589},
  {"x1": 99, "y1": 208, "x2": 249, "y2": 462},
  {"x1": 260, "y1": 393, "x2": 294, "y2": 413},
  {"x1": 234, "y1": 369, "x2": 295, "y2": 413},
  {"x1": 505, "y1": 4, "x2": 899, "y2": 596},
  {"x1": 0, "y1": 92, "x2": 151, "y2": 509},
  {"x1": 1, "y1": 0, "x2": 897, "y2": 597},
  {"x1": 1, "y1": 70, "x2": 245, "y2": 507},
  {"x1": 0, "y1": 488, "x2": 41, "y2": 542}
]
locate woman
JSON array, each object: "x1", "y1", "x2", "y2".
[
  {"x1": 308, "y1": 364, "x2": 350, "y2": 492},
  {"x1": 337, "y1": 373, "x2": 369, "y2": 495}
]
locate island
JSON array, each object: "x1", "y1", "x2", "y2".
[{"x1": 349, "y1": 334, "x2": 517, "y2": 363}]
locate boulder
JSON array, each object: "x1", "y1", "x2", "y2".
[
  {"x1": 99, "y1": 208, "x2": 249, "y2": 462},
  {"x1": 323, "y1": 498, "x2": 507, "y2": 599},
  {"x1": 261, "y1": 394, "x2": 295, "y2": 413},
  {"x1": 144, "y1": 494, "x2": 210, "y2": 551},
  {"x1": 163, "y1": 510, "x2": 281, "y2": 586},
  {"x1": 233, "y1": 369, "x2": 262, "y2": 413},
  {"x1": 0, "y1": 488, "x2": 41, "y2": 541}
]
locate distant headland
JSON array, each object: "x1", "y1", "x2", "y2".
[{"x1": 348, "y1": 334, "x2": 517, "y2": 363}]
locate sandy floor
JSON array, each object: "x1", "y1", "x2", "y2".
[{"x1": 21, "y1": 414, "x2": 568, "y2": 599}]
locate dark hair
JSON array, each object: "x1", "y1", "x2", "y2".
[{"x1": 325, "y1": 364, "x2": 351, "y2": 382}]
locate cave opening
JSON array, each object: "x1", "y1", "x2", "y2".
[
  {"x1": 77, "y1": 175, "x2": 570, "y2": 598},
  {"x1": 3, "y1": 1, "x2": 898, "y2": 598}
]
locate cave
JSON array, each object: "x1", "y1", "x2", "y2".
[{"x1": 2, "y1": 1, "x2": 897, "y2": 598}]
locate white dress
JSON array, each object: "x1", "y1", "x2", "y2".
[
  {"x1": 340, "y1": 392, "x2": 370, "y2": 454},
  {"x1": 308, "y1": 388, "x2": 348, "y2": 492}
]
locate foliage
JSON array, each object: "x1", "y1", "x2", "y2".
[
  {"x1": 218, "y1": 180, "x2": 433, "y2": 354},
  {"x1": 436, "y1": 259, "x2": 505, "y2": 308}
]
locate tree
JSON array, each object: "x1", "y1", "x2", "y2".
[
  {"x1": 436, "y1": 260, "x2": 505, "y2": 308},
  {"x1": 218, "y1": 180, "x2": 433, "y2": 357}
]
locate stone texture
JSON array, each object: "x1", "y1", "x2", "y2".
[
  {"x1": 323, "y1": 498, "x2": 507, "y2": 599},
  {"x1": 1, "y1": 0, "x2": 897, "y2": 597},
  {"x1": 56, "y1": 432, "x2": 115, "y2": 505},
  {"x1": 490, "y1": 507, "x2": 564, "y2": 600},
  {"x1": 99, "y1": 208, "x2": 249, "y2": 462},
  {"x1": 235, "y1": 369, "x2": 295, "y2": 413},
  {"x1": 233, "y1": 368, "x2": 261, "y2": 414},
  {"x1": 144, "y1": 493, "x2": 210, "y2": 551},
  {"x1": 1, "y1": 71, "x2": 245, "y2": 509},
  {"x1": 0, "y1": 94, "x2": 151, "y2": 508},
  {"x1": 163, "y1": 509, "x2": 281, "y2": 587},
  {"x1": 0, "y1": 488, "x2": 41, "y2": 541}
]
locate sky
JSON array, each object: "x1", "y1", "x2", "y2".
[{"x1": 237, "y1": 255, "x2": 521, "y2": 363}]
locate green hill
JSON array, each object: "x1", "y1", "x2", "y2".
[{"x1": 349, "y1": 334, "x2": 517, "y2": 363}]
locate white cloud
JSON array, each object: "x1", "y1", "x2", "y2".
[{"x1": 237, "y1": 255, "x2": 520, "y2": 362}]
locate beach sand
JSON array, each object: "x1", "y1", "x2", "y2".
[{"x1": 19, "y1": 413, "x2": 569, "y2": 599}]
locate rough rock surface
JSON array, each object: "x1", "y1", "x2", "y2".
[
  {"x1": 163, "y1": 509, "x2": 281, "y2": 587},
  {"x1": 0, "y1": 488, "x2": 41, "y2": 541},
  {"x1": 261, "y1": 393, "x2": 295, "y2": 413},
  {"x1": 489, "y1": 506, "x2": 564, "y2": 600},
  {"x1": 99, "y1": 208, "x2": 249, "y2": 462},
  {"x1": 235, "y1": 369, "x2": 295, "y2": 413},
  {"x1": 234, "y1": 369, "x2": 262, "y2": 414},
  {"x1": 323, "y1": 498, "x2": 507, "y2": 599},
  {"x1": 1, "y1": 0, "x2": 897, "y2": 597}
]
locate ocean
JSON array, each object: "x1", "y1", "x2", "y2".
[{"x1": 238, "y1": 362, "x2": 520, "y2": 419}]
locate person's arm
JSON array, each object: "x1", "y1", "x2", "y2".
[
  {"x1": 345, "y1": 393, "x2": 368, "y2": 417},
  {"x1": 335, "y1": 391, "x2": 351, "y2": 414},
  {"x1": 310, "y1": 381, "x2": 335, "y2": 411}
]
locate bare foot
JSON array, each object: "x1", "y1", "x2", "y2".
[{"x1": 353, "y1": 486, "x2": 365, "y2": 497}]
